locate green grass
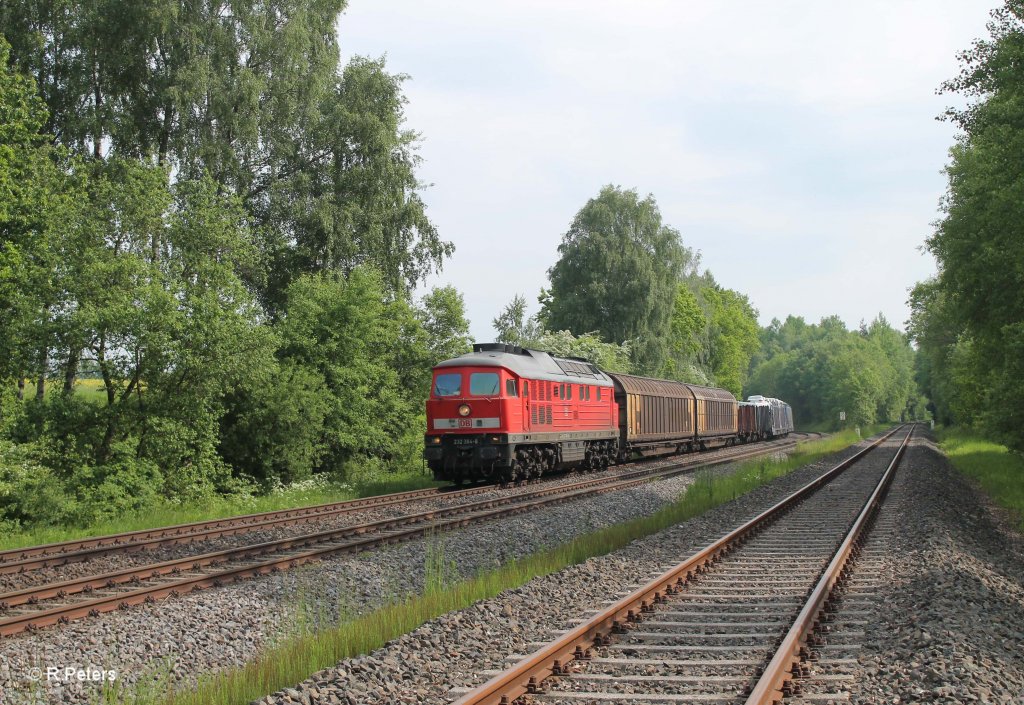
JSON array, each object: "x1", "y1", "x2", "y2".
[
  {"x1": 939, "y1": 428, "x2": 1024, "y2": 531},
  {"x1": 9, "y1": 377, "x2": 110, "y2": 404},
  {"x1": 92, "y1": 427, "x2": 878, "y2": 705},
  {"x1": 798, "y1": 420, "x2": 893, "y2": 435},
  {"x1": 0, "y1": 471, "x2": 443, "y2": 553}
]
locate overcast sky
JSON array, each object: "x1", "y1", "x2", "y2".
[{"x1": 338, "y1": 1, "x2": 998, "y2": 341}]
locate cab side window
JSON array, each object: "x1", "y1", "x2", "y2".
[{"x1": 506, "y1": 379, "x2": 518, "y2": 397}]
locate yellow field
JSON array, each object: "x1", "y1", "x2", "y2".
[{"x1": 10, "y1": 378, "x2": 117, "y2": 404}]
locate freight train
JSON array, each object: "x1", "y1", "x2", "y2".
[{"x1": 423, "y1": 343, "x2": 794, "y2": 484}]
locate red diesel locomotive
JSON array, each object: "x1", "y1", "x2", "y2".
[
  {"x1": 424, "y1": 343, "x2": 619, "y2": 483},
  {"x1": 423, "y1": 343, "x2": 792, "y2": 484}
]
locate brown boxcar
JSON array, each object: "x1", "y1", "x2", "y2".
[
  {"x1": 738, "y1": 402, "x2": 757, "y2": 440},
  {"x1": 606, "y1": 373, "x2": 738, "y2": 457}
]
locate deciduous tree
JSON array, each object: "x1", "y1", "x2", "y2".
[{"x1": 540, "y1": 186, "x2": 695, "y2": 374}]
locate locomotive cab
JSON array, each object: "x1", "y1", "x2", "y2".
[{"x1": 424, "y1": 360, "x2": 524, "y2": 483}]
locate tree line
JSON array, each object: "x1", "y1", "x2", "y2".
[
  {"x1": 909, "y1": 1, "x2": 1024, "y2": 452},
  {"x1": 490, "y1": 185, "x2": 920, "y2": 429},
  {"x1": 0, "y1": 3, "x2": 470, "y2": 529},
  {"x1": 747, "y1": 315, "x2": 923, "y2": 428},
  {"x1": 0, "y1": 2, "x2": 924, "y2": 532},
  {"x1": 492, "y1": 185, "x2": 762, "y2": 394}
]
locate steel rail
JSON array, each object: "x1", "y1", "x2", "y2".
[
  {"x1": 744, "y1": 425, "x2": 913, "y2": 704},
  {"x1": 0, "y1": 435, "x2": 807, "y2": 574},
  {"x1": 0, "y1": 486, "x2": 449, "y2": 568},
  {"x1": 0, "y1": 438, "x2": 798, "y2": 606},
  {"x1": 0, "y1": 436, "x2": 805, "y2": 636},
  {"x1": 448, "y1": 426, "x2": 906, "y2": 705}
]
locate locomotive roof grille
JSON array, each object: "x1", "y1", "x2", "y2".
[
  {"x1": 555, "y1": 359, "x2": 602, "y2": 378},
  {"x1": 436, "y1": 343, "x2": 614, "y2": 386},
  {"x1": 473, "y1": 342, "x2": 528, "y2": 355}
]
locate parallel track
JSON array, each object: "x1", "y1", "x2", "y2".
[
  {"x1": 450, "y1": 425, "x2": 911, "y2": 705},
  {"x1": 0, "y1": 435, "x2": 816, "y2": 575},
  {"x1": 0, "y1": 435, "x2": 808, "y2": 637}
]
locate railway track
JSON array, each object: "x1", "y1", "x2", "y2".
[
  {"x1": 0, "y1": 435, "x2": 808, "y2": 637},
  {"x1": 450, "y1": 424, "x2": 911, "y2": 705},
  {"x1": 0, "y1": 435, "x2": 816, "y2": 576}
]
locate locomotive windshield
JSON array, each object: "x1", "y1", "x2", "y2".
[
  {"x1": 469, "y1": 372, "x2": 500, "y2": 396},
  {"x1": 433, "y1": 373, "x2": 462, "y2": 397}
]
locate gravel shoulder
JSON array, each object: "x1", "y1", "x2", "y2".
[{"x1": 848, "y1": 433, "x2": 1024, "y2": 705}]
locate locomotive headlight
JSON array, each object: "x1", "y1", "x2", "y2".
[
  {"x1": 458, "y1": 403, "x2": 471, "y2": 417},
  {"x1": 427, "y1": 436, "x2": 442, "y2": 445}
]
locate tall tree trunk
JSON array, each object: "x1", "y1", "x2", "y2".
[
  {"x1": 96, "y1": 336, "x2": 116, "y2": 463},
  {"x1": 92, "y1": 51, "x2": 103, "y2": 159},
  {"x1": 64, "y1": 347, "x2": 80, "y2": 394},
  {"x1": 35, "y1": 348, "x2": 47, "y2": 400}
]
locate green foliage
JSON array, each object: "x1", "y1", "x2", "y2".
[
  {"x1": 540, "y1": 185, "x2": 697, "y2": 373},
  {"x1": 276, "y1": 268, "x2": 422, "y2": 473},
  {"x1": 667, "y1": 283, "x2": 708, "y2": 363},
  {"x1": 747, "y1": 315, "x2": 918, "y2": 428},
  {"x1": 910, "y1": 2, "x2": 1024, "y2": 450},
  {"x1": 0, "y1": 11, "x2": 464, "y2": 529},
  {"x1": 490, "y1": 294, "x2": 633, "y2": 372},
  {"x1": 527, "y1": 330, "x2": 634, "y2": 373},
  {"x1": 940, "y1": 429, "x2": 1024, "y2": 531},
  {"x1": 265, "y1": 55, "x2": 452, "y2": 306},
  {"x1": 1, "y1": 3, "x2": 450, "y2": 306},
  {"x1": 492, "y1": 293, "x2": 539, "y2": 347},
  {"x1": 219, "y1": 361, "x2": 330, "y2": 486},
  {"x1": 0, "y1": 470, "x2": 441, "y2": 552},
  {"x1": 700, "y1": 284, "x2": 760, "y2": 395},
  {"x1": 0, "y1": 35, "x2": 77, "y2": 391},
  {"x1": 535, "y1": 186, "x2": 760, "y2": 388},
  {"x1": 417, "y1": 285, "x2": 473, "y2": 366}
]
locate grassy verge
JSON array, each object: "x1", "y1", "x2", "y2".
[
  {"x1": 107, "y1": 428, "x2": 879, "y2": 705},
  {"x1": 0, "y1": 471, "x2": 443, "y2": 553},
  {"x1": 938, "y1": 428, "x2": 1024, "y2": 531}
]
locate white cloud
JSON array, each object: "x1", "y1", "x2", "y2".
[{"x1": 338, "y1": 1, "x2": 997, "y2": 339}]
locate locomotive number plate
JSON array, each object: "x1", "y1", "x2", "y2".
[{"x1": 452, "y1": 436, "x2": 478, "y2": 445}]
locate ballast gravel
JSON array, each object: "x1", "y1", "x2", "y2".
[
  {"x1": 241, "y1": 431, "x2": 1024, "y2": 705},
  {"x1": 0, "y1": 452, "x2": 719, "y2": 594},
  {"x1": 846, "y1": 434, "x2": 1024, "y2": 705},
  {"x1": 0, "y1": 442, "x2": 803, "y2": 705},
  {"x1": 11, "y1": 432, "x2": 1018, "y2": 705}
]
